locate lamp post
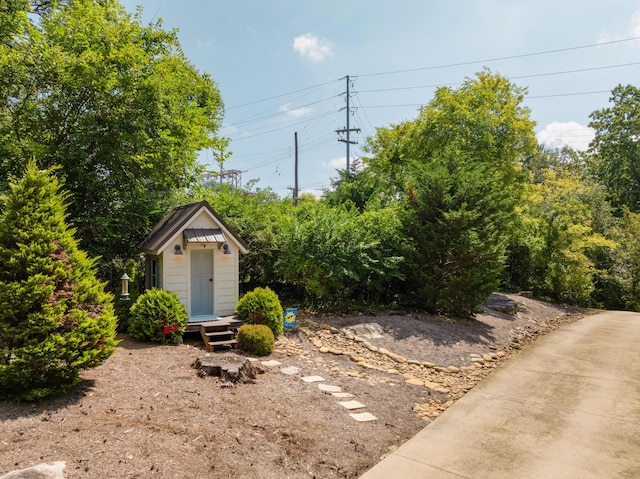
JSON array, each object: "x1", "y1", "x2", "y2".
[{"x1": 121, "y1": 273, "x2": 130, "y2": 300}]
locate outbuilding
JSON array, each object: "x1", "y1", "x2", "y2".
[{"x1": 138, "y1": 200, "x2": 247, "y2": 327}]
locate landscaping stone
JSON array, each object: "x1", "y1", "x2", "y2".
[
  {"x1": 281, "y1": 366, "x2": 300, "y2": 375},
  {"x1": 338, "y1": 400, "x2": 366, "y2": 410},
  {"x1": 261, "y1": 360, "x2": 282, "y2": 367},
  {"x1": 318, "y1": 384, "x2": 342, "y2": 392},
  {"x1": 332, "y1": 392, "x2": 354, "y2": 398},
  {"x1": 349, "y1": 412, "x2": 377, "y2": 422},
  {"x1": 301, "y1": 375, "x2": 325, "y2": 383},
  {"x1": 0, "y1": 462, "x2": 66, "y2": 479}
]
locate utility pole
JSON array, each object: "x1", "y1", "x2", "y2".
[
  {"x1": 294, "y1": 131, "x2": 299, "y2": 206},
  {"x1": 336, "y1": 75, "x2": 360, "y2": 175}
]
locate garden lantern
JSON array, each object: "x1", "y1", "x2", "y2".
[{"x1": 121, "y1": 273, "x2": 130, "y2": 300}]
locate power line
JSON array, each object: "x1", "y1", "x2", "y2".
[
  {"x1": 355, "y1": 35, "x2": 640, "y2": 78},
  {"x1": 226, "y1": 78, "x2": 342, "y2": 110}
]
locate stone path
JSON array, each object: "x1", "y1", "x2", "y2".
[
  {"x1": 261, "y1": 359, "x2": 379, "y2": 422},
  {"x1": 268, "y1": 324, "x2": 519, "y2": 423}
]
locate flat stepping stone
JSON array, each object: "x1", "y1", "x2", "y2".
[
  {"x1": 350, "y1": 412, "x2": 378, "y2": 422},
  {"x1": 281, "y1": 366, "x2": 300, "y2": 375},
  {"x1": 301, "y1": 375, "x2": 325, "y2": 383},
  {"x1": 318, "y1": 384, "x2": 342, "y2": 393},
  {"x1": 262, "y1": 360, "x2": 282, "y2": 367},
  {"x1": 406, "y1": 378, "x2": 424, "y2": 386},
  {"x1": 331, "y1": 392, "x2": 354, "y2": 398},
  {"x1": 338, "y1": 400, "x2": 366, "y2": 410}
]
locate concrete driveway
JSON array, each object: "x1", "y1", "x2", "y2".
[{"x1": 359, "y1": 311, "x2": 640, "y2": 479}]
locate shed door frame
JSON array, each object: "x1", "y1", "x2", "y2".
[{"x1": 190, "y1": 248, "x2": 214, "y2": 316}]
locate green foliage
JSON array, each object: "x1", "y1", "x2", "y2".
[
  {"x1": 203, "y1": 186, "x2": 290, "y2": 292},
  {"x1": 236, "y1": 324, "x2": 275, "y2": 356},
  {"x1": 403, "y1": 151, "x2": 515, "y2": 317},
  {"x1": 0, "y1": 163, "x2": 118, "y2": 401},
  {"x1": 515, "y1": 170, "x2": 616, "y2": 304},
  {"x1": 128, "y1": 288, "x2": 188, "y2": 344},
  {"x1": 406, "y1": 70, "x2": 536, "y2": 185},
  {"x1": 0, "y1": 0, "x2": 226, "y2": 265},
  {"x1": 276, "y1": 202, "x2": 405, "y2": 304},
  {"x1": 235, "y1": 287, "x2": 283, "y2": 338},
  {"x1": 604, "y1": 209, "x2": 640, "y2": 311},
  {"x1": 587, "y1": 84, "x2": 640, "y2": 212}
]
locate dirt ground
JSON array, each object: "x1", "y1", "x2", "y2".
[{"x1": 0, "y1": 293, "x2": 594, "y2": 479}]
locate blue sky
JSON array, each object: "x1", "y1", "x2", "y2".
[{"x1": 119, "y1": 0, "x2": 640, "y2": 197}]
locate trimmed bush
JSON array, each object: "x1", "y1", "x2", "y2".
[
  {"x1": 235, "y1": 287, "x2": 284, "y2": 338},
  {"x1": 128, "y1": 288, "x2": 188, "y2": 344},
  {"x1": 237, "y1": 324, "x2": 275, "y2": 356}
]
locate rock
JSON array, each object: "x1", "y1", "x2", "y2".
[
  {"x1": 193, "y1": 354, "x2": 264, "y2": 384},
  {"x1": 318, "y1": 346, "x2": 329, "y2": 353},
  {"x1": 485, "y1": 297, "x2": 519, "y2": 315},
  {"x1": 424, "y1": 381, "x2": 442, "y2": 390},
  {"x1": 447, "y1": 366, "x2": 460, "y2": 373},
  {"x1": 0, "y1": 462, "x2": 66, "y2": 479},
  {"x1": 406, "y1": 378, "x2": 424, "y2": 386},
  {"x1": 341, "y1": 323, "x2": 384, "y2": 339}
]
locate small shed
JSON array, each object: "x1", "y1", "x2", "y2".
[{"x1": 138, "y1": 200, "x2": 247, "y2": 322}]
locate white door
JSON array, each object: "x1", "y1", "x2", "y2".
[{"x1": 191, "y1": 249, "x2": 213, "y2": 316}]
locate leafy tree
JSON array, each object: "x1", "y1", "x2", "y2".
[
  {"x1": 407, "y1": 69, "x2": 536, "y2": 187},
  {"x1": 0, "y1": 164, "x2": 118, "y2": 401},
  {"x1": 606, "y1": 209, "x2": 640, "y2": 311},
  {"x1": 520, "y1": 170, "x2": 615, "y2": 304},
  {"x1": 0, "y1": 0, "x2": 225, "y2": 265},
  {"x1": 587, "y1": 84, "x2": 640, "y2": 212}
]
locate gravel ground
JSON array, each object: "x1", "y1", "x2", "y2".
[{"x1": 0, "y1": 293, "x2": 592, "y2": 479}]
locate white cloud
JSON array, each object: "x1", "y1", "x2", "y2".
[
  {"x1": 293, "y1": 33, "x2": 334, "y2": 62},
  {"x1": 327, "y1": 157, "x2": 347, "y2": 170},
  {"x1": 631, "y1": 9, "x2": 640, "y2": 36},
  {"x1": 278, "y1": 103, "x2": 312, "y2": 118},
  {"x1": 598, "y1": 8, "x2": 640, "y2": 43},
  {"x1": 537, "y1": 121, "x2": 595, "y2": 151}
]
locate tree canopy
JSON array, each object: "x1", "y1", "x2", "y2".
[
  {"x1": 588, "y1": 84, "x2": 640, "y2": 213},
  {"x1": 0, "y1": 0, "x2": 225, "y2": 264}
]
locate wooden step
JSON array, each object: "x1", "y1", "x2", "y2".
[
  {"x1": 206, "y1": 339, "x2": 238, "y2": 351},
  {"x1": 203, "y1": 330, "x2": 235, "y2": 339}
]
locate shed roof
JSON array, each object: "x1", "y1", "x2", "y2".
[{"x1": 138, "y1": 200, "x2": 247, "y2": 253}]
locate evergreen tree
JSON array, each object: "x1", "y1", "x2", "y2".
[
  {"x1": 0, "y1": 163, "x2": 118, "y2": 401},
  {"x1": 403, "y1": 150, "x2": 515, "y2": 317}
]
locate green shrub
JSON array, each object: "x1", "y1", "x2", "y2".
[
  {"x1": 237, "y1": 324, "x2": 275, "y2": 356},
  {"x1": 235, "y1": 287, "x2": 283, "y2": 338},
  {"x1": 0, "y1": 163, "x2": 118, "y2": 401},
  {"x1": 128, "y1": 288, "x2": 188, "y2": 344}
]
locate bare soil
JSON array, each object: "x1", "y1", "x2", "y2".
[{"x1": 0, "y1": 294, "x2": 594, "y2": 479}]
